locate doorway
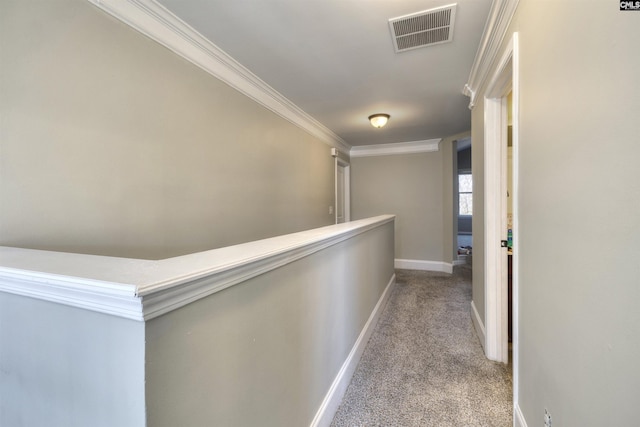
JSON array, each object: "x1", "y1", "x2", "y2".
[
  {"x1": 335, "y1": 158, "x2": 350, "y2": 224},
  {"x1": 456, "y1": 138, "x2": 473, "y2": 264}
]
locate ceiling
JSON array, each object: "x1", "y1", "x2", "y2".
[{"x1": 156, "y1": 0, "x2": 492, "y2": 147}]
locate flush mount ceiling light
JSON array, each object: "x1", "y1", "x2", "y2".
[{"x1": 368, "y1": 113, "x2": 390, "y2": 128}]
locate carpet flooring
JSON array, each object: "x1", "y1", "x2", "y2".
[{"x1": 330, "y1": 266, "x2": 512, "y2": 427}]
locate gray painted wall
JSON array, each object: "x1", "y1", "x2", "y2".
[
  {"x1": 144, "y1": 221, "x2": 395, "y2": 426},
  {"x1": 0, "y1": 293, "x2": 146, "y2": 427},
  {"x1": 351, "y1": 151, "x2": 445, "y2": 263},
  {"x1": 350, "y1": 134, "x2": 468, "y2": 266},
  {"x1": 0, "y1": 0, "x2": 335, "y2": 260},
  {"x1": 0, "y1": 220, "x2": 394, "y2": 426},
  {"x1": 472, "y1": 1, "x2": 640, "y2": 425}
]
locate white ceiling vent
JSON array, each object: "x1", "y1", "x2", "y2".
[{"x1": 389, "y1": 4, "x2": 457, "y2": 53}]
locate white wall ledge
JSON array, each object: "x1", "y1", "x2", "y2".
[{"x1": 0, "y1": 215, "x2": 395, "y2": 321}]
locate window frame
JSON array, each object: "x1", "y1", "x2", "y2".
[{"x1": 458, "y1": 172, "x2": 473, "y2": 216}]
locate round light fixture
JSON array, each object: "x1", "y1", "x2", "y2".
[{"x1": 368, "y1": 113, "x2": 390, "y2": 129}]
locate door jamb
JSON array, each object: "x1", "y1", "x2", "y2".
[{"x1": 483, "y1": 32, "x2": 519, "y2": 374}]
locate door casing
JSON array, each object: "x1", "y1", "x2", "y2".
[
  {"x1": 335, "y1": 158, "x2": 350, "y2": 224},
  {"x1": 482, "y1": 33, "x2": 519, "y2": 406}
]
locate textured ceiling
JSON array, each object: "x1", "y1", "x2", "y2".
[{"x1": 157, "y1": 0, "x2": 492, "y2": 146}]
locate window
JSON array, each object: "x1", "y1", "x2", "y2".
[{"x1": 459, "y1": 174, "x2": 472, "y2": 216}]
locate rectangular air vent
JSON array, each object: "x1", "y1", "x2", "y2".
[{"x1": 389, "y1": 4, "x2": 457, "y2": 53}]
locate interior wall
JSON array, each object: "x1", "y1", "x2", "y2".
[
  {"x1": 0, "y1": 293, "x2": 146, "y2": 427},
  {"x1": 351, "y1": 151, "x2": 444, "y2": 263},
  {"x1": 144, "y1": 221, "x2": 395, "y2": 426},
  {"x1": 0, "y1": 0, "x2": 335, "y2": 260},
  {"x1": 471, "y1": 0, "x2": 640, "y2": 425}
]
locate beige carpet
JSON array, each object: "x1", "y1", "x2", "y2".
[{"x1": 330, "y1": 267, "x2": 512, "y2": 426}]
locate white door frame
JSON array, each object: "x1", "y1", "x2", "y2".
[
  {"x1": 483, "y1": 32, "x2": 519, "y2": 371},
  {"x1": 335, "y1": 157, "x2": 350, "y2": 224}
]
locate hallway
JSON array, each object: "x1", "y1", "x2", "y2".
[{"x1": 331, "y1": 267, "x2": 512, "y2": 426}]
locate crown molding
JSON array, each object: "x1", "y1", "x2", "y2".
[
  {"x1": 350, "y1": 139, "x2": 441, "y2": 158},
  {"x1": 86, "y1": 0, "x2": 350, "y2": 152},
  {"x1": 463, "y1": 0, "x2": 520, "y2": 109},
  {"x1": 0, "y1": 216, "x2": 395, "y2": 321}
]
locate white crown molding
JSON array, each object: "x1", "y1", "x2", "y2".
[
  {"x1": 462, "y1": 0, "x2": 520, "y2": 109},
  {"x1": 0, "y1": 215, "x2": 395, "y2": 321},
  {"x1": 350, "y1": 139, "x2": 441, "y2": 158},
  {"x1": 85, "y1": 0, "x2": 350, "y2": 152}
]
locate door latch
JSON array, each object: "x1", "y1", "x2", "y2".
[{"x1": 500, "y1": 240, "x2": 508, "y2": 248}]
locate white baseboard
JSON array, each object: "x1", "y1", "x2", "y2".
[
  {"x1": 452, "y1": 259, "x2": 467, "y2": 266},
  {"x1": 514, "y1": 403, "x2": 528, "y2": 427},
  {"x1": 309, "y1": 273, "x2": 396, "y2": 427},
  {"x1": 470, "y1": 300, "x2": 486, "y2": 351},
  {"x1": 394, "y1": 259, "x2": 453, "y2": 274}
]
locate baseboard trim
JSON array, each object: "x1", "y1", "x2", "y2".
[
  {"x1": 310, "y1": 273, "x2": 396, "y2": 427},
  {"x1": 471, "y1": 300, "x2": 486, "y2": 351},
  {"x1": 514, "y1": 402, "x2": 528, "y2": 427},
  {"x1": 394, "y1": 259, "x2": 453, "y2": 274}
]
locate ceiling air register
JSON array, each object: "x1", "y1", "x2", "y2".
[{"x1": 389, "y1": 4, "x2": 457, "y2": 53}]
